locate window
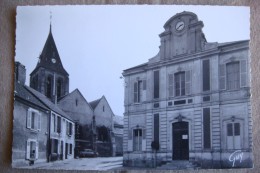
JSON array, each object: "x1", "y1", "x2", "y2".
[
  {"x1": 27, "y1": 108, "x2": 41, "y2": 131},
  {"x1": 203, "y1": 108, "x2": 211, "y2": 149},
  {"x1": 57, "y1": 116, "x2": 61, "y2": 133},
  {"x1": 227, "y1": 122, "x2": 241, "y2": 149},
  {"x1": 134, "y1": 80, "x2": 142, "y2": 103},
  {"x1": 57, "y1": 78, "x2": 63, "y2": 98},
  {"x1": 66, "y1": 121, "x2": 73, "y2": 136},
  {"x1": 51, "y1": 113, "x2": 62, "y2": 133},
  {"x1": 227, "y1": 62, "x2": 240, "y2": 90},
  {"x1": 154, "y1": 71, "x2": 160, "y2": 99},
  {"x1": 203, "y1": 59, "x2": 210, "y2": 91},
  {"x1": 220, "y1": 60, "x2": 247, "y2": 90},
  {"x1": 154, "y1": 114, "x2": 159, "y2": 144},
  {"x1": 175, "y1": 72, "x2": 185, "y2": 96},
  {"x1": 26, "y1": 139, "x2": 38, "y2": 160},
  {"x1": 169, "y1": 70, "x2": 191, "y2": 97},
  {"x1": 133, "y1": 129, "x2": 142, "y2": 151},
  {"x1": 69, "y1": 144, "x2": 73, "y2": 154},
  {"x1": 46, "y1": 75, "x2": 52, "y2": 98},
  {"x1": 103, "y1": 106, "x2": 105, "y2": 112}
]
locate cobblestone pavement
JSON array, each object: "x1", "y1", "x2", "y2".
[{"x1": 19, "y1": 157, "x2": 123, "y2": 171}]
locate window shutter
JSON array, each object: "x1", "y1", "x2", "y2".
[
  {"x1": 219, "y1": 64, "x2": 226, "y2": 90},
  {"x1": 128, "y1": 129, "x2": 132, "y2": 140},
  {"x1": 35, "y1": 141, "x2": 39, "y2": 159},
  {"x1": 37, "y1": 113, "x2": 41, "y2": 131},
  {"x1": 143, "y1": 80, "x2": 146, "y2": 90},
  {"x1": 142, "y1": 129, "x2": 146, "y2": 139},
  {"x1": 26, "y1": 140, "x2": 30, "y2": 159},
  {"x1": 240, "y1": 60, "x2": 247, "y2": 87},
  {"x1": 134, "y1": 82, "x2": 138, "y2": 102},
  {"x1": 169, "y1": 74, "x2": 174, "y2": 97},
  {"x1": 27, "y1": 109, "x2": 31, "y2": 128},
  {"x1": 185, "y1": 70, "x2": 191, "y2": 95}
]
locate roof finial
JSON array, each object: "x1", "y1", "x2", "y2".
[{"x1": 50, "y1": 11, "x2": 52, "y2": 32}]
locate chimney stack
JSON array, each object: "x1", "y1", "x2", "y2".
[{"x1": 15, "y1": 61, "x2": 26, "y2": 85}]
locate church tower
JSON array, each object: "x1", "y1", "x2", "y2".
[{"x1": 30, "y1": 24, "x2": 69, "y2": 103}]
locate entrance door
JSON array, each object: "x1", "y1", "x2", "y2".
[{"x1": 172, "y1": 122, "x2": 189, "y2": 160}]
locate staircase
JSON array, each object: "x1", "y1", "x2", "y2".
[{"x1": 157, "y1": 160, "x2": 200, "y2": 170}]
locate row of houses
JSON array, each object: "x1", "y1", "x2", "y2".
[{"x1": 12, "y1": 25, "x2": 123, "y2": 167}]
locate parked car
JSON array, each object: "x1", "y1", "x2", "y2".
[{"x1": 79, "y1": 149, "x2": 98, "y2": 158}]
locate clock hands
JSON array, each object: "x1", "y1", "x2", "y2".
[{"x1": 177, "y1": 23, "x2": 184, "y2": 30}]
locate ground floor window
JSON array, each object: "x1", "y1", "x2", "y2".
[
  {"x1": 227, "y1": 122, "x2": 241, "y2": 149},
  {"x1": 26, "y1": 139, "x2": 38, "y2": 160},
  {"x1": 133, "y1": 129, "x2": 142, "y2": 151}
]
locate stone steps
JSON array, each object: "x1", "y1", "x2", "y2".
[{"x1": 157, "y1": 160, "x2": 200, "y2": 170}]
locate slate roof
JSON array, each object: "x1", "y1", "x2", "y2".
[
  {"x1": 25, "y1": 85, "x2": 73, "y2": 121},
  {"x1": 14, "y1": 82, "x2": 48, "y2": 110},
  {"x1": 113, "y1": 115, "x2": 123, "y2": 126},
  {"x1": 30, "y1": 25, "x2": 68, "y2": 76},
  {"x1": 89, "y1": 98, "x2": 102, "y2": 110}
]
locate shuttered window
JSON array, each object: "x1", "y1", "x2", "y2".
[
  {"x1": 27, "y1": 108, "x2": 41, "y2": 131},
  {"x1": 154, "y1": 70, "x2": 160, "y2": 99},
  {"x1": 227, "y1": 62, "x2": 240, "y2": 90},
  {"x1": 240, "y1": 60, "x2": 247, "y2": 87},
  {"x1": 134, "y1": 80, "x2": 143, "y2": 103},
  {"x1": 154, "y1": 114, "x2": 160, "y2": 143},
  {"x1": 219, "y1": 64, "x2": 226, "y2": 90},
  {"x1": 26, "y1": 139, "x2": 38, "y2": 160},
  {"x1": 203, "y1": 59, "x2": 210, "y2": 91},
  {"x1": 175, "y1": 72, "x2": 185, "y2": 96},
  {"x1": 203, "y1": 108, "x2": 211, "y2": 149},
  {"x1": 169, "y1": 74, "x2": 174, "y2": 97}
]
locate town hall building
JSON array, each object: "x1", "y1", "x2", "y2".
[{"x1": 122, "y1": 11, "x2": 253, "y2": 169}]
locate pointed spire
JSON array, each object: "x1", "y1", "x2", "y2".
[{"x1": 49, "y1": 11, "x2": 52, "y2": 33}]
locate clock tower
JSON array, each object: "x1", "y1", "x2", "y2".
[
  {"x1": 30, "y1": 24, "x2": 69, "y2": 103},
  {"x1": 159, "y1": 11, "x2": 207, "y2": 60}
]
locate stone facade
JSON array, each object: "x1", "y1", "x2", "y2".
[
  {"x1": 122, "y1": 11, "x2": 252, "y2": 169},
  {"x1": 58, "y1": 89, "x2": 95, "y2": 157},
  {"x1": 90, "y1": 96, "x2": 116, "y2": 156}
]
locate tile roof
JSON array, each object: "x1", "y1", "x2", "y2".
[
  {"x1": 89, "y1": 98, "x2": 101, "y2": 110},
  {"x1": 113, "y1": 115, "x2": 123, "y2": 126},
  {"x1": 14, "y1": 82, "x2": 48, "y2": 110},
  {"x1": 25, "y1": 85, "x2": 73, "y2": 121}
]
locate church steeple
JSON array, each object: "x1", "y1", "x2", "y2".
[{"x1": 30, "y1": 23, "x2": 69, "y2": 103}]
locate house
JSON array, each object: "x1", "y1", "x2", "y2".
[
  {"x1": 89, "y1": 96, "x2": 116, "y2": 156},
  {"x1": 58, "y1": 89, "x2": 95, "y2": 157},
  {"x1": 12, "y1": 62, "x2": 49, "y2": 167},
  {"x1": 122, "y1": 11, "x2": 253, "y2": 169},
  {"x1": 12, "y1": 62, "x2": 75, "y2": 167}
]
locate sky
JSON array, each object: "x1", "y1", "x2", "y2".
[{"x1": 16, "y1": 5, "x2": 250, "y2": 116}]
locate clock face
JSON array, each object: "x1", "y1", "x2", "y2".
[
  {"x1": 175, "y1": 21, "x2": 185, "y2": 31},
  {"x1": 51, "y1": 58, "x2": 56, "y2": 63}
]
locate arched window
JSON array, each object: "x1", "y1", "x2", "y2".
[
  {"x1": 57, "y1": 78, "x2": 63, "y2": 98},
  {"x1": 46, "y1": 75, "x2": 52, "y2": 98}
]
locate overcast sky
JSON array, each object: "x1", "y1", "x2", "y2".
[{"x1": 16, "y1": 5, "x2": 250, "y2": 116}]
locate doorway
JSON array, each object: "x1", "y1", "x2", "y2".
[{"x1": 172, "y1": 122, "x2": 189, "y2": 160}]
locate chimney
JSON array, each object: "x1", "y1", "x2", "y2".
[{"x1": 15, "y1": 61, "x2": 26, "y2": 85}]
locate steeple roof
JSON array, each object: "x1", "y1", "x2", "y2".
[{"x1": 30, "y1": 25, "x2": 69, "y2": 76}]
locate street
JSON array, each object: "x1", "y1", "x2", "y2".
[{"x1": 20, "y1": 157, "x2": 123, "y2": 171}]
